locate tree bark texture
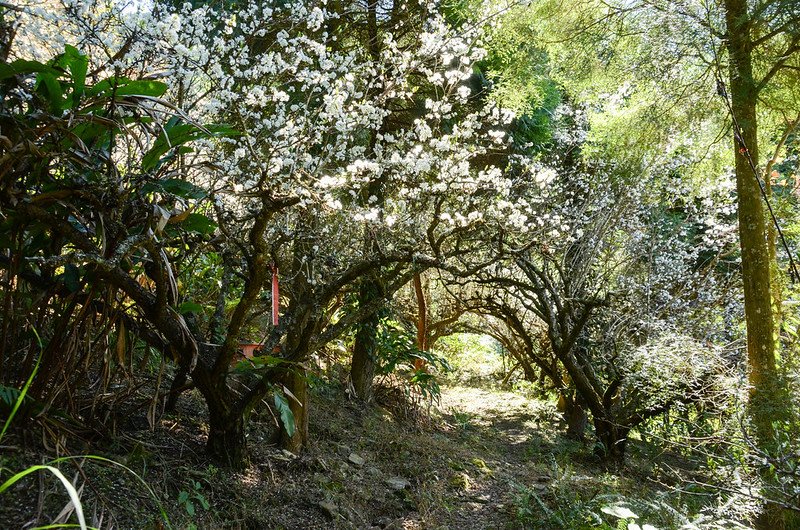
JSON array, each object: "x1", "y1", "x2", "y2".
[
  {"x1": 593, "y1": 417, "x2": 629, "y2": 464},
  {"x1": 725, "y1": 0, "x2": 776, "y2": 394},
  {"x1": 279, "y1": 366, "x2": 309, "y2": 454},
  {"x1": 351, "y1": 279, "x2": 381, "y2": 403},
  {"x1": 558, "y1": 392, "x2": 589, "y2": 441},
  {"x1": 207, "y1": 409, "x2": 247, "y2": 470},
  {"x1": 724, "y1": 1, "x2": 785, "y2": 526}
]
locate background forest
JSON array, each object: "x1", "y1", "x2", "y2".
[{"x1": 1, "y1": 0, "x2": 800, "y2": 528}]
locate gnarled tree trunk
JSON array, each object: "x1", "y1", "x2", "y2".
[
  {"x1": 558, "y1": 392, "x2": 588, "y2": 441},
  {"x1": 351, "y1": 279, "x2": 381, "y2": 402},
  {"x1": 207, "y1": 408, "x2": 247, "y2": 469},
  {"x1": 593, "y1": 416, "x2": 629, "y2": 464}
]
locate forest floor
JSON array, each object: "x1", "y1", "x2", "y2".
[{"x1": 0, "y1": 377, "x2": 730, "y2": 529}]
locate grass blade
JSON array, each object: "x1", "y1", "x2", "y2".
[
  {"x1": 0, "y1": 328, "x2": 43, "y2": 443},
  {"x1": 0, "y1": 465, "x2": 88, "y2": 530}
]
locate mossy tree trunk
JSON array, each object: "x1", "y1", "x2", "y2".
[
  {"x1": 279, "y1": 366, "x2": 309, "y2": 454},
  {"x1": 723, "y1": 1, "x2": 786, "y2": 526},
  {"x1": 351, "y1": 283, "x2": 381, "y2": 402}
]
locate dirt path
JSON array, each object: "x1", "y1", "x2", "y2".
[
  {"x1": 414, "y1": 385, "x2": 561, "y2": 529},
  {"x1": 273, "y1": 383, "x2": 565, "y2": 529}
]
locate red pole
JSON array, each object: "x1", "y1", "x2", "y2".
[{"x1": 271, "y1": 264, "x2": 279, "y2": 326}]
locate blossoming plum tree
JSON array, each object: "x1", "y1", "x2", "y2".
[
  {"x1": 431, "y1": 103, "x2": 743, "y2": 459},
  {"x1": 5, "y1": 0, "x2": 540, "y2": 466}
]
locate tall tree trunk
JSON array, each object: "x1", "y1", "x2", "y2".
[
  {"x1": 277, "y1": 227, "x2": 315, "y2": 452},
  {"x1": 555, "y1": 347, "x2": 627, "y2": 460},
  {"x1": 724, "y1": 1, "x2": 785, "y2": 526},
  {"x1": 279, "y1": 366, "x2": 309, "y2": 454},
  {"x1": 349, "y1": 0, "x2": 385, "y2": 403},
  {"x1": 766, "y1": 183, "x2": 783, "y2": 345},
  {"x1": 208, "y1": 263, "x2": 232, "y2": 344},
  {"x1": 351, "y1": 279, "x2": 381, "y2": 402},
  {"x1": 190, "y1": 346, "x2": 249, "y2": 469}
]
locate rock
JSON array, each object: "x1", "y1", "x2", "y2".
[
  {"x1": 271, "y1": 449, "x2": 298, "y2": 462},
  {"x1": 385, "y1": 476, "x2": 410, "y2": 491},
  {"x1": 386, "y1": 513, "x2": 421, "y2": 528},
  {"x1": 348, "y1": 452, "x2": 365, "y2": 467},
  {"x1": 470, "y1": 493, "x2": 491, "y2": 503},
  {"x1": 318, "y1": 501, "x2": 338, "y2": 520}
]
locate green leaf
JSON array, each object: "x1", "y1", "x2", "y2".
[
  {"x1": 159, "y1": 179, "x2": 207, "y2": 200},
  {"x1": 44, "y1": 455, "x2": 173, "y2": 529},
  {"x1": 142, "y1": 123, "x2": 238, "y2": 171},
  {"x1": 63, "y1": 264, "x2": 81, "y2": 293},
  {"x1": 0, "y1": 329, "x2": 42, "y2": 443},
  {"x1": 178, "y1": 491, "x2": 189, "y2": 504},
  {"x1": 140, "y1": 178, "x2": 205, "y2": 199},
  {"x1": 62, "y1": 45, "x2": 88, "y2": 103},
  {"x1": 249, "y1": 355, "x2": 284, "y2": 367},
  {"x1": 232, "y1": 355, "x2": 288, "y2": 373},
  {"x1": 181, "y1": 213, "x2": 217, "y2": 235},
  {"x1": 142, "y1": 124, "x2": 201, "y2": 171},
  {"x1": 198, "y1": 495, "x2": 210, "y2": 510},
  {"x1": 0, "y1": 465, "x2": 88, "y2": 530},
  {"x1": 0, "y1": 384, "x2": 22, "y2": 407},
  {"x1": 85, "y1": 77, "x2": 119, "y2": 97},
  {"x1": 87, "y1": 77, "x2": 168, "y2": 98},
  {"x1": 114, "y1": 80, "x2": 168, "y2": 97},
  {"x1": 273, "y1": 392, "x2": 296, "y2": 438},
  {"x1": 37, "y1": 73, "x2": 64, "y2": 112},
  {"x1": 67, "y1": 122, "x2": 109, "y2": 147},
  {"x1": 178, "y1": 301, "x2": 203, "y2": 314},
  {"x1": 186, "y1": 501, "x2": 195, "y2": 516},
  {"x1": 0, "y1": 60, "x2": 58, "y2": 80}
]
